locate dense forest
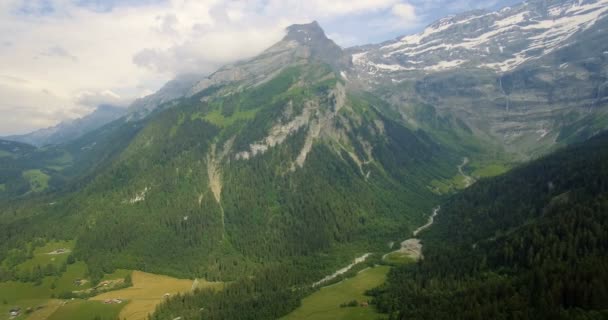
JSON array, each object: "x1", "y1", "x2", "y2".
[{"x1": 369, "y1": 132, "x2": 608, "y2": 319}]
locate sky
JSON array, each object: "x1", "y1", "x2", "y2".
[{"x1": 0, "y1": 0, "x2": 519, "y2": 136}]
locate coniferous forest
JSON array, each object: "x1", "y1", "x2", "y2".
[{"x1": 368, "y1": 133, "x2": 608, "y2": 320}]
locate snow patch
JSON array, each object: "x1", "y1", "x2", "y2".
[
  {"x1": 340, "y1": 71, "x2": 348, "y2": 80},
  {"x1": 351, "y1": 52, "x2": 368, "y2": 66},
  {"x1": 537, "y1": 128, "x2": 550, "y2": 140},
  {"x1": 424, "y1": 59, "x2": 467, "y2": 71}
]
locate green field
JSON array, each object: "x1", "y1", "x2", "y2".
[
  {"x1": 15, "y1": 240, "x2": 74, "y2": 273},
  {"x1": 0, "y1": 298, "x2": 52, "y2": 320},
  {"x1": 0, "y1": 280, "x2": 55, "y2": 303},
  {"x1": 54, "y1": 262, "x2": 91, "y2": 292},
  {"x1": 101, "y1": 269, "x2": 131, "y2": 282},
  {"x1": 282, "y1": 266, "x2": 390, "y2": 320},
  {"x1": 22, "y1": 169, "x2": 50, "y2": 193},
  {"x1": 46, "y1": 300, "x2": 124, "y2": 320},
  {"x1": 429, "y1": 173, "x2": 468, "y2": 194},
  {"x1": 383, "y1": 252, "x2": 415, "y2": 266},
  {"x1": 195, "y1": 109, "x2": 258, "y2": 127},
  {"x1": 0, "y1": 150, "x2": 13, "y2": 158},
  {"x1": 0, "y1": 239, "x2": 136, "y2": 320},
  {"x1": 91, "y1": 271, "x2": 193, "y2": 320},
  {"x1": 472, "y1": 163, "x2": 509, "y2": 178}
]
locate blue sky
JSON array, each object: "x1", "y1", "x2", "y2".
[{"x1": 0, "y1": 0, "x2": 522, "y2": 135}]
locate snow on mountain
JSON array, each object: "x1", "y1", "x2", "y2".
[{"x1": 352, "y1": 0, "x2": 608, "y2": 77}]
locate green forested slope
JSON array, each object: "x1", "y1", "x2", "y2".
[
  {"x1": 0, "y1": 62, "x2": 459, "y2": 292},
  {"x1": 370, "y1": 132, "x2": 608, "y2": 320}
]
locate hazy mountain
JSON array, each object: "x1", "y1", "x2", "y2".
[
  {"x1": 128, "y1": 73, "x2": 205, "y2": 118},
  {"x1": 5, "y1": 104, "x2": 127, "y2": 147}
]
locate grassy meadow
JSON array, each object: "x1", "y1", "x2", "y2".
[{"x1": 282, "y1": 266, "x2": 390, "y2": 320}]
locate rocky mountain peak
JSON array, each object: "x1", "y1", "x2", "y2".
[
  {"x1": 283, "y1": 21, "x2": 350, "y2": 71},
  {"x1": 285, "y1": 21, "x2": 326, "y2": 43}
]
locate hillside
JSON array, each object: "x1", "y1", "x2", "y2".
[
  {"x1": 0, "y1": 22, "x2": 460, "y2": 288},
  {"x1": 370, "y1": 132, "x2": 608, "y2": 319}
]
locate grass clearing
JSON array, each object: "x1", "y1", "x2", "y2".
[
  {"x1": 0, "y1": 184, "x2": 5, "y2": 191},
  {"x1": 46, "y1": 300, "x2": 124, "y2": 320},
  {"x1": 0, "y1": 280, "x2": 54, "y2": 303},
  {"x1": 22, "y1": 169, "x2": 50, "y2": 193},
  {"x1": 101, "y1": 269, "x2": 131, "y2": 282},
  {"x1": 54, "y1": 262, "x2": 91, "y2": 293},
  {"x1": 429, "y1": 173, "x2": 468, "y2": 194},
  {"x1": 282, "y1": 266, "x2": 390, "y2": 320},
  {"x1": 24, "y1": 299, "x2": 64, "y2": 320},
  {"x1": 383, "y1": 252, "x2": 416, "y2": 266},
  {"x1": 91, "y1": 271, "x2": 193, "y2": 320},
  {"x1": 472, "y1": 163, "x2": 509, "y2": 178},
  {"x1": 0, "y1": 299, "x2": 51, "y2": 320},
  {"x1": 16, "y1": 240, "x2": 74, "y2": 273},
  {"x1": 0, "y1": 150, "x2": 13, "y2": 158},
  {"x1": 195, "y1": 109, "x2": 258, "y2": 127}
]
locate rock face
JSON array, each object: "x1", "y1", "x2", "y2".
[
  {"x1": 352, "y1": 0, "x2": 608, "y2": 75},
  {"x1": 118, "y1": 2, "x2": 608, "y2": 157},
  {"x1": 187, "y1": 21, "x2": 351, "y2": 97},
  {"x1": 348, "y1": 0, "x2": 608, "y2": 156},
  {"x1": 128, "y1": 73, "x2": 205, "y2": 118}
]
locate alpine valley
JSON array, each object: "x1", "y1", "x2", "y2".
[{"x1": 1, "y1": 0, "x2": 607, "y2": 319}]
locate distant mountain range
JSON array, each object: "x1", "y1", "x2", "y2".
[
  {"x1": 5, "y1": 104, "x2": 127, "y2": 147},
  {"x1": 348, "y1": 0, "x2": 608, "y2": 156},
  {"x1": 9, "y1": 0, "x2": 608, "y2": 155}
]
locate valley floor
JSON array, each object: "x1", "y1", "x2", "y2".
[
  {"x1": 281, "y1": 266, "x2": 390, "y2": 320},
  {"x1": 0, "y1": 268, "x2": 198, "y2": 320},
  {"x1": 90, "y1": 271, "x2": 195, "y2": 320}
]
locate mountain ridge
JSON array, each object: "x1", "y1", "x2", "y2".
[{"x1": 5, "y1": 104, "x2": 127, "y2": 147}]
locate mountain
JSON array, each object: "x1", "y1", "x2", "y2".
[
  {"x1": 349, "y1": 0, "x2": 608, "y2": 156},
  {"x1": 370, "y1": 131, "x2": 608, "y2": 320},
  {"x1": 128, "y1": 73, "x2": 205, "y2": 118},
  {"x1": 5, "y1": 104, "x2": 127, "y2": 147},
  {"x1": 0, "y1": 20, "x2": 460, "y2": 291},
  {"x1": 1, "y1": 1, "x2": 608, "y2": 319}
]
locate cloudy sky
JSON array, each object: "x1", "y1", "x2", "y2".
[{"x1": 0, "y1": 0, "x2": 518, "y2": 135}]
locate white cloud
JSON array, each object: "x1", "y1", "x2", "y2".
[
  {"x1": 0, "y1": 0, "x2": 493, "y2": 136},
  {"x1": 76, "y1": 90, "x2": 131, "y2": 108},
  {"x1": 392, "y1": 3, "x2": 417, "y2": 21}
]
